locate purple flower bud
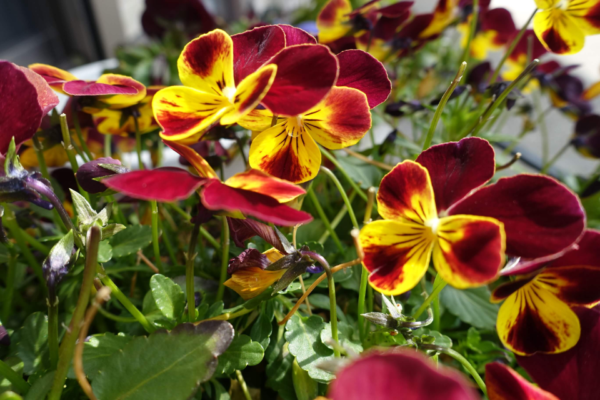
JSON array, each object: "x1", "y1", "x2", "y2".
[
  {"x1": 228, "y1": 248, "x2": 270, "y2": 274},
  {"x1": 0, "y1": 325, "x2": 9, "y2": 347},
  {"x1": 76, "y1": 157, "x2": 128, "y2": 194}
]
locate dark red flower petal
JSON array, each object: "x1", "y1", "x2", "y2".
[
  {"x1": 278, "y1": 24, "x2": 317, "y2": 45},
  {"x1": 329, "y1": 350, "x2": 478, "y2": 400},
  {"x1": 228, "y1": 218, "x2": 289, "y2": 253},
  {"x1": 486, "y1": 362, "x2": 558, "y2": 400},
  {"x1": 232, "y1": 25, "x2": 286, "y2": 85},
  {"x1": 102, "y1": 168, "x2": 207, "y2": 202},
  {"x1": 260, "y1": 44, "x2": 338, "y2": 116},
  {"x1": 336, "y1": 49, "x2": 391, "y2": 108},
  {"x1": 549, "y1": 229, "x2": 600, "y2": 269},
  {"x1": 0, "y1": 61, "x2": 59, "y2": 154},
  {"x1": 518, "y1": 306, "x2": 600, "y2": 400},
  {"x1": 201, "y1": 180, "x2": 312, "y2": 226},
  {"x1": 228, "y1": 248, "x2": 270, "y2": 274},
  {"x1": 449, "y1": 175, "x2": 585, "y2": 258},
  {"x1": 416, "y1": 137, "x2": 495, "y2": 213},
  {"x1": 481, "y1": 8, "x2": 516, "y2": 45}
]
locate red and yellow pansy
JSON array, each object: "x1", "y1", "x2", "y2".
[
  {"x1": 533, "y1": 0, "x2": 600, "y2": 54},
  {"x1": 359, "y1": 137, "x2": 585, "y2": 295},
  {"x1": 224, "y1": 248, "x2": 285, "y2": 300},
  {"x1": 492, "y1": 229, "x2": 600, "y2": 355}
]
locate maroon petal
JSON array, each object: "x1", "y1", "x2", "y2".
[
  {"x1": 102, "y1": 168, "x2": 207, "y2": 202},
  {"x1": 377, "y1": 1, "x2": 413, "y2": 18},
  {"x1": 260, "y1": 44, "x2": 338, "y2": 116},
  {"x1": 518, "y1": 306, "x2": 600, "y2": 400},
  {"x1": 336, "y1": 50, "x2": 391, "y2": 109},
  {"x1": 486, "y1": 362, "x2": 558, "y2": 400},
  {"x1": 201, "y1": 180, "x2": 312, "y2": 226},
  {"x1": 0, "y1": 61, "x2": 59, "y2": 154},
  {"x1": 278, "y1": 24, "x2": 317, "y2": 45},
  {"x1": 329, "y1": 350, "x2": 478, "y2": 400},
  {"x1": 232, "y1": 25, "x2": 286, "y2": 85},
  {"x1": 228, "y1": 218, "x2": 290, "y2": 254},
  {"x1": 549, "y1": 230, "x2": 600, "y2": 268},
  {"x1": 76, "y1": 157, "x2": 126, "y2": 194},
  {"x1": 416, "y1": 137, "x2": 495, "y2": 213},
  {"x1": 481, "y1": 8, "x2": 517, "y2": 45},
  {"x1": 449, "y1": 175, "x2": 585, "y2": 258},
  {"x1": 63, "y1": 80, "x2": 138, "y2": 96},
  {"x1": 228, "y1": 248, "x2": 270, "y2": 274}
]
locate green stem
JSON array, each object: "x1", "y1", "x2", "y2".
[
  {"x1": 104, "y1": 134, "x2": 112, "y2": 158},
  {"x1": 99, "y1": 274, "x2": 155, "y2": 333},
  {"x1": 459, "y1": 0, "x2": 478, "y2": 66},
  {"x1": 442, "y1": 348, "x2": 487, "y2": 395},
  {"x1": 134, "y1": 117, "x2": 144, "y2": 170},
  {"x1": 97, "y1": 307, "x2": 138, "y2": 323},
  {"x1": 167, "y1": 203, "x2": 221, "y2": 251},
  {"x1": 20, "y1": 229, "x2": 50, "y2": 254},
  {"x1": 358, "y1": 266, "x2": 369, "y2": 342},
  {"x1": 327, "y1": 270, "x2": 340, "y2": 357},
  {"x1": 307, "y1": 188, "x2": 344, "y2": 252},
  {"x1": 320, "y1": 167, "x2": 359, "y2": 229},
  {"x1": 159, "y1": 218, "x2": 178, "y2": 265},
  {"x1": 2, "y1": 253, "x2": 17, "y2": 323},
  {"x1": 32, "y1": 136, "x2": 50, "y2": 180},
  {"x1": 488, "y1": 8, "x2": 538, "y2": 84},
  {"x1": 216, "y1": 216, "x2": 230, "y2": 302},
  {"x1": 47, "y1": 300, "x2": 59, "y2": 369},
  {"x1": 59, "y1": 114, "x2": 91, "y2": 203},
  {"x1": 150, "y1": 200, "x2": 163, "y2": 272},
  {"x1": 318, "y1": 191, "x2": 357, "y2": 245},
  {"x1": 413, "y1": 276, "x2": 447, "y2": 320},
  {"x1": 235, "y1": 370, "x2": 252, "y2": 400},
  {"x1": 0, "y1": 359, "x2": 30, "y2": 394},
  {"x1": 48, "y1": 226, "x2": 100, "y2": 400},
  {"x1": 186, "y1": 220, "x2": 201, "y2": 322},
  {"x1": 71, "y1": 106, "x2": 93, "y2": 161},
  {"x1": 541, "y1": 140, "x2": 570, "y2": 174},
  {"x1": 320, "y1": 147, "x2": 368, "y2": 203},
  {"x1": 423, "y1": 62, "x2": 467, "y2": 150},
  {"x1": 471, "y1": 60, "x2": 540, "y2": 137}
]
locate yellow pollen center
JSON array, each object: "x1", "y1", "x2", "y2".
[
  {"x1": 222, "y1": 86, "x2": 236, "y2": 104},
  {"x1": 286, "y1": 115, "x2": 305, "y2": 137},
  {"x1": 425, "y1": 217, "x2": 440, "y2": 235}
]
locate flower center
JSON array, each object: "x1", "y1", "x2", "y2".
[
  {"x1": 424, "y1": 217, "x2": 440, "y2": 235},
  {"x1": 286, "y1": 115, "x2": 305, "y2": 137},
  {"x1": 556, "y1": 0, "x2": 568, "y2": 10},
  {"x1": 222, "y1": 86, "x2": 236, "y2": 104}
]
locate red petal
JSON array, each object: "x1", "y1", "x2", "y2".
[
  {"x1": 0, "y1": 61, "x2": 59, "y2": 154},
  {"x1": 278, "y1": 24, "x2": 317, "y2": 45},
  {"x1": 260, "y1": 44, "x2": 338, "y2": 116},
  {"x1": 103, "y1": 169, "x2": 207, "y2": 202},
  {"x1": 486, "y1": 362, "x2": 558, "y2": 400},
  {"x1": 549, "y1": 229, "x2": 600, "y2": 269},
  {"x1": 448, "y1": 175, "x2": 585, "y2": 258},
  {"x1": 201, "y1": 180, "x2": 312, "y2": 226},
  {"x1": 538, "y1": 265, "x2": 600, "y2": 306},
  {"x1": 518, "y1": 306, "x2": 600, "y2": 400},
  {"x1": 232, "y1": 25, "x2": 286, "y2": 85},
  {"x1": 416, "y1": 137, "x2": 495, "y2": 213},
  {"x1": 329, "y1": 350, "x2": 478, "y2": 400},
  {"x1": 336, "y1": 50, "x2": 391, "y2": 108},
  {"x1": 481, "y1": 8, "x2": 517, "y2": 45},
  {"x1": 377, "y1": 2, "x2": 413, "y2": 18},
  {"x1": 63, "y1": 80, "x2": 138, "y2": 96},
  {"x1": 224, "y1": 169, "x2": 306, "y2": 203}
]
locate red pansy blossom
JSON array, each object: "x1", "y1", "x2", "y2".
[
  {"x1": 486, "y1": 362, "x2": 558, "y2": 400},
  {"x1": 328, "y1": 350, "x2": 478, "y2": 400},
  {"x1": 491, "y1": 230, "x2": 600, "y2": 355},
  {"x1": 103, "y1": 140, "x2": 311, "y2": 226},
  {"x1": 518, "y1": 305, "x2": 600, "y2": 400},
  {"x1": 0, "y1": 61, "x2": 59, "y2": 155},
  {"x1": 359, "y1": 137, "x2": 585, "y2": 295}
]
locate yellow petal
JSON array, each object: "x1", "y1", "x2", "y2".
[
  {"x1": 566, "y1": 0, "x2": 600, "y2": 35},
  {"x1": 316, "y1": 0, "x2": 353, "y2": 43},
  {"x1": 224, "y1": 267, "x2": 285, "y2": 300},
  {"x1": 237, "y1": 108, "x2": 279, "y2": 131},
  {"x1": 535, "y1": 0, "x2": 559, "y2": 9},
  {"x1": 533, "y1": 8, "x2": 585, "y2": 54}
]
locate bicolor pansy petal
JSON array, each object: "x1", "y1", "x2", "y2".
[
  {"x1": 359, "y1": 220, "x2": 436, "y2": 295},
  {"x1": 432, "y1": 215, "x2": 505, "y2": 289},
  {"x1": 278, "y1": 24, "x2": 317, "y2": 45},
  {"x1": 249, "y1": 121, "x2": 321, "y2": 184},
  {"x1": 548, "y1": 229, "x2": 600, "y2": 268},
  {"x1": 153, "y1": 86, "x2": 228, "y2": 141},
  {"x1": 377, "y1": 161, "x2": 437, "y2": 224},
  {"x1": 28, "y1": 63, "x2": 77, "y2": 94},
  {"x1": 316, "y1": 0, "x2": 353, "y2": 43},
  {"x1": 496, "y1": 279, "x2": 581, "y2": 355},
  {"x1": 224, "y1": 169, "x2": 306, "y2": 203},
  {"x1": 200, "y1": 180, "x2": 313, "y2": 226},
  {"x1": 260, "y1": 44, "x2": 339, "y2": 117},
  {"x1": 301, "y1": 86, "x2": 371, "y2": 150},
  {"x1": 485, "y1": 362, "x2": 559, "y2": 400},
  {"x1": 94, "y1": 74, "x2": 146, "y2": 108},
  {"x1": 232, "y1": 25, "x2": 286, "y2": 85},
  {"x1": 565, "y1": 0, "x2": 600, "y2": 35},
  {"x1": 536, "y1": 265, "x2": 600, "y2": 306},
  {"x1": 102, "y1": 169, "x2": 207, "y2": 202},
  {"x1": 416, "y1": 137, "x2": 495, "y2": 213},
  {"x1": 178, "y1": 29, "x2": 235, "y2": 94},
  {"x1": 164, "y1": 140, "x2": 218, "y2": 179},
  {"x1": 237, "y1": 108, "x2": 277, "y2": 132},
  {"x1": 448, "y1": 175, "x2": 585, "y2": 259},
  {"x1": 336, "y1": 50, "x2": 392, "y2": 108},
  {"x1": 224, "y1": 267, "x2": 285, "y2": 300},
  {"x1": 533, "y1": 7, "x2": 585, "y2": 54}
]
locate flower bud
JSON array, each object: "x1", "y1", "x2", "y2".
[{"x1": 76, "y1": 157, "x2": 128, "y2": 194}]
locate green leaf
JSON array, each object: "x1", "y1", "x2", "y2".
[
  {"x1": 0, "y1": 392, "x2": 23, "y2": 400},
  {"x1": 67, "y1": 333, "x2": 133, "y2": 380},
  {"x1": 265, "y1": 337, "x2": 296, "y2": 400},
  {"x1": 101, "y1": 224, "x2": 126, "y2": 240},
  {"x1": 110, "y1": 225, "x2": 153, "y2": 258},
  {"x1": 285, "y1": 315, "x2": 334, "y2": 383},
  {"x1": 70, "y1": 190, "x2": 98, "y2": 226},
  {"x1": 413, "y1": 328, "x2": 453, "y2": 348},
  {"x1": 334, "y1": 154, "x2": 382, "y2": 189},
  {"x1": 440, "y1": 286, "x2": 499, "y2": 330},
  {"x1": 97, "y1": 241, "x2": 113, "y2": 263},
  {"x1": 92, "y1": 321, "x2": 234, "y2": 400},
  {"x1": 216, "y1": 335, "x2": 264, "y2": 375},
  {"x1": 210, "y1": 380, "x2": 231, "y2": 400},
  {"x1": 150, "y1": 274, "x2": 185, "y2": 321},
  {"x1": 582, "y1": 191, "x2": 600, "y2": 223},
  {"x1": 24, "y1": 371, "x2": 54, "y2": 400},
  {"x1": 15, "y1": 313, "x2": 48, "y2": 375},
  {"x1": 308, "y1": 294, "x2": 347, "y2": 323},
  {"x1": 250, "y1": 309, "x2": 272, "y2": 351},
  {"x1": 320, "y1": 321, "x2": 362, "y2": 354},
  {"x1": 292, "y1": 358, "x2": 318, "y2": 400}
]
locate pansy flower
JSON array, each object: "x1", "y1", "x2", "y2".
[
  {"x1": 225, "y1": 248, "x2": 286, "y2": 300},
  {"x1": 29, "y1": 64, "x2": 146, "y2": 114},
  {"x1": 571, "y1": 114, "x2": 600, "y2": 158},
  {"x1": 152, "y1": 26, "x2": 339, "y2": 144},
  {"x1": 533, "y1": 0, "x2": 600, "y2": 54},
  {"x1": 502, "y1": 30, "x2": 548, "y2": 90},
  {"x1": 102, "y1": 140, "x2": 312, "y2": 226},
  {"x1": 240, "y1": 49, "x2": 391, "y2": 183},
  {"x1": 359, "y1": 137, "x2": 585, "y2": 295},
  {"x1": 518, "y1": 305, "x2": 600, "y2": 400},
  {"x1": 485, "y1": 362, "x2": 558, "y2": 400},
  {"x1": 492, "y1": 230, "x2": 600, "y2": 355},
  {"x1": 0, "y1": 61, "x2": 59, "y2": 155}
]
